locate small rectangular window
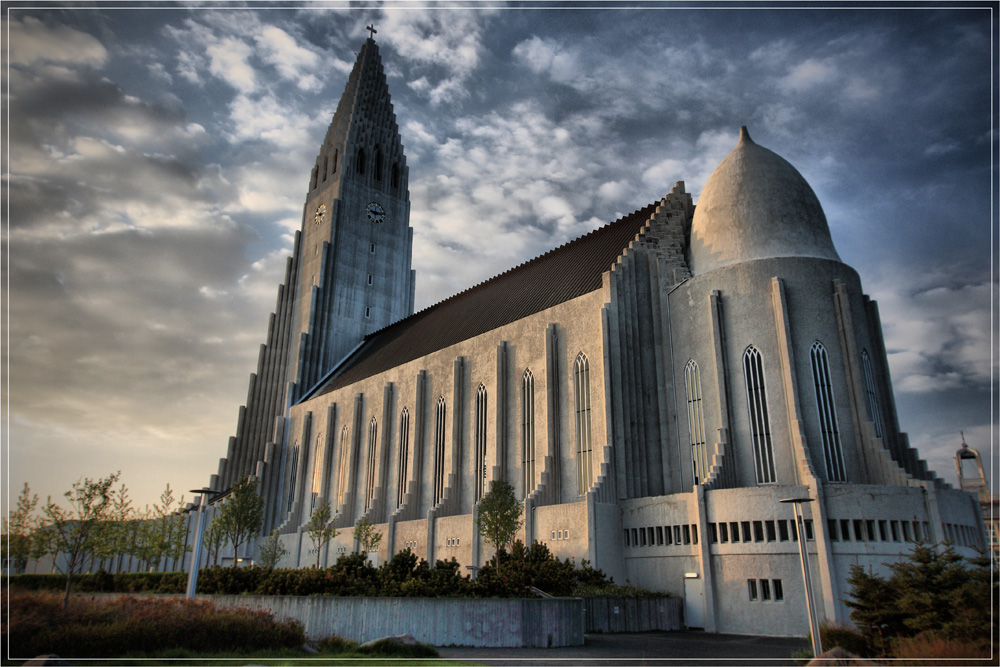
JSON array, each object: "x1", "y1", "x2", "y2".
[
  {"x1": 648, "y1": 527, "x2": 656, "y2": 545},
  {"x1": 709, "y1": 524, "x2": 718, "y2": 544},
  {"x1": 720, "y1": 522, "x2": 729, "y2": 543},
  {"x1": 890, "y1": 520, "x2": 900, "y2": 541},
  {"x1": 683, "y1": 525, "x2": 691, "y2": 545},
  {"x1": 765, "y1": 520, "x2": 776, "y2": 542},
  {"x1": 878, "y1": 520, "x2": 888, "y2": 541},
  {"x1": 804, "y1": 520, "x2": 814, "y2": 541},
  {"x1": 665, "y1": 525, "x2": 673, "y2": 545},
  {"x1": 741, "y1": 521, "x2": 752, "y2": 543},
  {"x1": 365, "y1": 307, "x2": 371, "y2": 318},
  {"x1": 640, "y1": 528, "x2": 647, "y2": 546},
  {"x1": 866, "y1": 520, "x2": 876, "y2": 542},
  {"x1": 760, "y1": 579, "x2": 771, "y2": 601},
  {"x1": 657, "y1": 526, "x2": 664, "y2": 545},
  {"x1": 841, "y1": 519, "x2": 852, "y2": 541},
  {"x1": 753, "y1": 521, "x2": 764, "y2": 542},
  {"x1": 624, "y1": 529, "x2": 630, "y2": 546},
  {"x1": 912, "y1": 521, "x2": 921, "y2": 541},
  {"x1": 901, "y1": 521, "x2": 911, "y2": 542},
  {"x1": 773, "y1": 579, "x2": 783, "y2": 601},
  {"x1": 370, "y1": 243, "x2": 376, "y2": 253},
  {"x1": 828, "y1": 519, "x2": 839, "y2": 541},
  {"x1": 778, "y1": 520, "x2": 789, "y2": 542},
  {"x1": 632, "y1": 528, "x2": 639, "y2": 545},
  {"x1": 674, "y1": 526, "x2": 682, "y2": 544},
  {"x1": 551, "y1": 531, "x2": 557, "y2": 540},
  {"x1": 748, "y1": 579, "x2": 758, "y2": 601},
  {"x1": 854, "y1": 519, "x2": 865, "y2": 541},
  {"x1": 368, "y1": 274, "x2": 373, "y2": 285},
  {"x1": 691, "y1": 525, "x2": 698, "y2": 545},
  {"x1": 730, "y1": 522, "x2": 740, "y2": 542}
]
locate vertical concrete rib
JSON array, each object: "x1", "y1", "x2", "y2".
[
  {"x1": 545, "y1": 324, "x2": 561, "y2": 503},
  {"x1": 495, "y1": 342, "x2": 508, "y2": 483},
  {"x1": 451, "y1": 357, "x2": 465, "y2": 513}
]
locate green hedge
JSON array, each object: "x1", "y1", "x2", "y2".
[{"x1": 7, "y1": 542, "x2": 665, "y2": 599}]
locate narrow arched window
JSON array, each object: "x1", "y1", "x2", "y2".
[
  {"x1": 574, "y1": 353, "x2": 593, "y2": 494},
  {"x1": 310, "y1": 431, "x2": 325, "y2": 515},
  {"x1": 364, "y1": 417, "x2": 378, "y2": 510},
  {"x1": 522, "y1": 369, "x2": 535, "y2": 499},
  {"x1": 861, "y1": 350, "x2": 884, "y2": 439},
  {"x1": 433, "y1": 397, "x2": 446, "y2": 506},
  {"x1": 285, "y1": 443, "x2": 299, "y2": 515},
  {"x1": 310, "y1": 166, "x2": 318, "y2": 190},
  {"x1": 685, "y1": 360, "x2": 709, "y2": 486},
  {"x1": 331, "y1": 149, "x2": 338, "y2": 175},
  {"x1": 322, "y1": 155, "x2": 329, "y2": 182},
  {"x1": 475, "y1": 385, "x2": 488, "y2": 502},
  {"x1": 396, "y1": 408, "x2": 410, "y2": 508},
  {"x1": 356, "y1": 147, "x2": 366, "y2": 175},
  {"x1": 374, "y1": 147, "x2": 384, "y2": 182},
  {"x1": 336, "y1": 426, "x2": 350, "y2": 508},
  {"x1": 743, "y1": 346, "x2": 776, "y2": 484},
  {"x1": 391, "y1": 163, "x2": 400, "y2": 189},
  {"x1": 811, "y1": 342, "x2": 847, "y2": 482}
]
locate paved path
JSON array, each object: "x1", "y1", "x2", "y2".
[{"x1": 436, "y1": 631, "x2": 810, "y2": 666}]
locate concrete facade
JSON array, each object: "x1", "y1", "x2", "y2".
[{"x1": 199, "y1": 37, "x2": 987, "y2": 638}]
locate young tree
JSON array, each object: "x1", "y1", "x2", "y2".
[
  {"x1": 305, "y1": 500, "x2": 337, "y2": 567},
  {"x1": 353, "y1": 516, "x2": 382, "y2": 554},
  {"x1": 203, "y1": 516, "x2": 226, "y2": 566},
  {"x1": 42, "y1": 471, "x2": 121, "y2": 608},
  {"x1": 217, "y1": 477, "x2": 264, "y2": 566},
  {"x1": 257, "y1": 528, "x2": 289, "y2": 571},
  {"x1": 2, "y1": 483, "x2": 39, "y2": 574},
  {"x1": 475, "y1": 479, "x2": 523, "y2": 559}
]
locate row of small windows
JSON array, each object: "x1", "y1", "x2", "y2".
[
  {"x1": 444, "y1": 537, "x2": 461, "y2": 547},
  {"x1": 748, "y1": 578, "x2": 784, "y2": 602},
  {"x1": 625, "y1": 524, "x2": 699, "y2": 548},
  {"x1": 310, "y1": 146, "x2": 401, "y2": 190},
  {"x1": 550, "y1": 529, "x2": 570, "y2": 540},
  {"x1": 709, "y1": 519, "x2": 814, "y2": 544},
  {"x1": 684, "y1": 342, "x2": 878, "y2": 487}
]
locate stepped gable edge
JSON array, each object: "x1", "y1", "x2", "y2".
[{"x1": 307, "y1": 201, "x2": 660, "y2": 399}]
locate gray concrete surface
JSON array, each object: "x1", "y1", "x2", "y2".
[{"x1": 436, "y1": 631, "x2": 811, "y2": 666}]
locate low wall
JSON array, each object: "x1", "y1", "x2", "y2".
[
  {"x1": 205, "y1": 595, "x2": 585, "y2": 647},
  {"x1": 584, "y1": 597, "x2": 682, "y2": 633}
]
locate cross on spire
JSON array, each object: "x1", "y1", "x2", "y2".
[{"x1": 366, "y1": 24, "x2": 377, "y2": 39}]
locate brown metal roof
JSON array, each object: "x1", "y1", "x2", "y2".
[{"x1": 305, "y1": 201, "x2": 659, "y2": 398}]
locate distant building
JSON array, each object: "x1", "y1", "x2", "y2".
[{"x1": 956, "y1": 435, "x2": 997, "y2": 559}]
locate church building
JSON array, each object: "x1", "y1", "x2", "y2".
[{"x1": 206, "y1": 34, "x2": 987, "y2": 636}]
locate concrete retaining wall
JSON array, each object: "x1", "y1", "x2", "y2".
[
  {"x1": 205, "y1": 595, "x2": 585, "y2": 647},
  {"x1": 584, "y1": 597, "x2": 682, "y2": 633}
]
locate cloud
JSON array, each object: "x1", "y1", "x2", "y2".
[
  {"x1": 256, "y1": 24, "x2": 321, "y2": 90},
  {"x1": 778, "y1": 58, "x2": 838, "y2": 91},
  {"x1": 207, "y1": 36, "x2": 257, "y2": 92},
  {"x1": 6, "y1": 15, "x2": 108, "y2": 67}
]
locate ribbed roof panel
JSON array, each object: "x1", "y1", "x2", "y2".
[{"x1": 308, "y1": 202, "x2": 658, "y2": 397}]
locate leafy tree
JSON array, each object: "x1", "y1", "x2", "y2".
[
  {"x1": 42, "y1": 471, "x2": 121, "y2": 607},
  {"x1": 217, "y1": 477, "x2": 263, "y2": 566},
  {"x1": 2, "y1": 483, "x2": 39, "y2": 574},
  {"x1": 354, "y1": 516, "x2": 382, "y2": 555},
  {"x1": 304, "y1": 500, "x2": 337, "y2": 567},
  {"x1": 257, "y1": 528, "x2": 289, "y2": 571},
  {"x1": 203, "y1": 516, "x2": 226, "y2": 566},
  {"x1": 475, "y1": 480, "x2": 523, "y2": 560}
]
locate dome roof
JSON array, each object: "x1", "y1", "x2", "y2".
[{"x1": 689, "y1": 127, "x2": 841, "y2": 275}]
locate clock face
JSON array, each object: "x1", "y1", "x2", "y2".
[
  {"x1": 314, "y1": 203, "x2": 326, "y2": 225},
  {"x1": 366, "y1": 202, "x2": 386, "y2": 224}
]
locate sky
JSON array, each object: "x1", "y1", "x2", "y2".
[{"x1": 3, "y1": 2, "x2": 997, "y2": 513}]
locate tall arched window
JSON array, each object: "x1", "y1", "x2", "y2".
[
  {"x1": 391, "y1": 163, "x2": 400, "y2": 189},
  {"x1": 433, "y1": 397, "x2": 446, "y2": 506},
  {"x1": 322, "y1": 155, "x2": 329, "y2": 182},
  {"x1": 522, "y1": 369, "x2": 535, "y2": 499},
  {"x1": 310, "y1": 432, "x2": 325, "y2": 515},
  {"x1": 356, "y1": 147, "x2": 366, "y2": 174},
  {"x1": 574, "y1": 353, "x2": 593, "y2": 494},
  {"x1": 331, "y1": 149, "x2": 338, "y2": 175},
  {"x1": 374, "y1": 147, "x2": 384, "y2": 182},
  {"x1": 310, "y1": 166, "x2": 318, "y2": 190},
  {"x1": 475, "y1": 384, "x2": 488, "y2": 502},
  {"x1": 364, "y1": 417, "x2": 378, "y2": 510},
  {"x1": 285, "y1": 443, "x2": 299, "y2": 514},
  {"x1": 743, "y1": 346, "x2": 776, "y2": 484},
  {"x1": 396, "y1": 408, "x2": 409, "y2": 508},
  {"x1": 685, "y1": 360, "x2": 709, "y2": 486},
  {"x1": 861, "y1": 350, "x2": 884, "y2": 439},
  {"x1": 811, "y1": 342, "x2": 847, "y2": 482},
  {"x1": 336, "y1": 426, "x2": 350, "y2": 508}
]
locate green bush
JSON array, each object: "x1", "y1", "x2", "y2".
[
  {"x1": 7, "y1": 570, "x2": 186, "y2": 594},
  {"x1": 3, "y1": 590, "x2": 304, "y2": 658}
]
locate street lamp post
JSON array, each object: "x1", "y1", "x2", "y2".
[
  {"x1": 186, "y1": 487, "x2": 219, "y2": 599},
  {"x1": 780, "y1": 496, "x2": 822, "y2": 658}
]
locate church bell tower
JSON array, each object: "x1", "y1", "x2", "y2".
[{"x1": 213, "y1": 31, "x2": 414, "y2": 499}]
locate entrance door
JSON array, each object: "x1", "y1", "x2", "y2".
[{"x1": 683, "y1": 576, "x2": 705, "y2": 629}]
